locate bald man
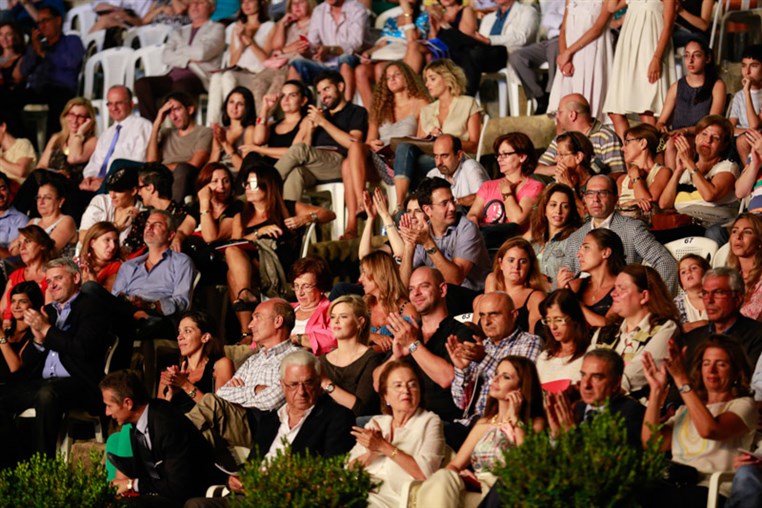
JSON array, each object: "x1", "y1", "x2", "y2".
[{"x1": 536, "y1": 93, "x2": 624, "y2": 176}]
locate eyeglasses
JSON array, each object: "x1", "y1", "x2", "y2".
[
  {"x1": 584, "y1": 190, "x2": 613, "y2": 199},
  {"x1": 66, "y1": 112, "x2": 89, "y2": 121},
  {"x1": 699, "y1": 289, "x2": 736, "y2": 299},
  {"x1": 623, "y1": 138, "x2": 641, "y2": 145},
  {"x1": 541, "y1": 317, "x2": 570, "y2": 326},
  {"x1": 283, "y1": 379, "x2": 318, "y2": 391},
  {"x1": 556, "y1": 152, "x2": 575, "y2": 157},
  {"x1": 496, "y1": 151, "x2": 517, "y2": 160},
  {"x1": 245, "y1": 179, "x2": 261, "y2": 191},
  {"x1": 293, "y1": 283, "x2": 317, "y2": 292},
  {"x1": 432, "y1": 198, "x2": 456, "y2": 208}
]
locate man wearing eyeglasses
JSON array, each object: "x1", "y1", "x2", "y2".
[
  {"x1": 185, "y1": 299, "x2": 301, "y2": 467},
  {"x1": 681, "y1": 267, "x2": 762, "y2": 370},
  {"x1": 80, "y1": 85, "x2": 153, "y2": 192},
  {"x1": 184, "y1": 350, "x2": 354, "y2": 506},
  {"x1": 558, "y1": 174, "x2": 677, "y2": 293},
  {"x1": 19, "y1": 6, "x2": 85, "y2": 141}
]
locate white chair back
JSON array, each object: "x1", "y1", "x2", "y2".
[
  {"x1": 665, "y1": 236, "x2": 720, "y2": 263},
  {"x1": 712, "y1": 242, "x2": 731, "y2": 268},
  {"x1": 375, "y1": 6, "x2": 403, "y2": 29},
  {"x1": 124, "y1": 44, "x2": 169, "y2": 91},
  {"x1": 123, "y1": 24, "x2": 173, "y2": 48},
  {"x1": 84, "y1": 47, "x2": 135, "y2": 100},
  {"x1": 65, "y1": 4, "x2": 97, "y2": 35}
]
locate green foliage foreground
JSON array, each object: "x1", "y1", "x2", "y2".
[
  {"x1": 0, "y1": 451, "x2": 117, "y2": 508},
  {"x1": 231, "y1": 446, "x2": 379, "y2": 508},
  {"x1": 491, "y1": 406, "x2": 668, "y2": 508}
]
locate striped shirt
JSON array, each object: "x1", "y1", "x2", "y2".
[
  {"x1": 452, "y1": 328, "x2": 543, "y2": 424},
  {"x1": 539, "y1": 119, "x2": 625, "y2": 174}
]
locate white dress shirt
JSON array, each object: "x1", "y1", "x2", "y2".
[{"x1": 83, "y1": 114, "x2": 153, "y2": 179}]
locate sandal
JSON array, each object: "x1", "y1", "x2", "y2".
[{"x1": 232, "y1": 288, "x2": 258, "y2": 313}]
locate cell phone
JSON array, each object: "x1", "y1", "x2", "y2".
[{"x1": 737, "y1": 448, "x2": 762, "y2": 461}]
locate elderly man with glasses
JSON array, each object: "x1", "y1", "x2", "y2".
[
  {"x1": 558, "y1": 174, "x2": 678, "y2": 293},
  {"x1": 680, "y1": 267, "x2": 762, "y2": 370}
]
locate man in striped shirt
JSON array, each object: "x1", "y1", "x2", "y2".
[{"x1": 536, "y1": 93, "x2": 625, "y2": 176}]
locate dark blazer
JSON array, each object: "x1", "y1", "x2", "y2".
[
  {"x1": 128, "y1": 400, "x2": 221, "y2": 501},
  {"x1": 246, "y1": 395, "x2": 355, "y2": 461},
  {"x1": 23, "y1": 291, "x2": 112, "y2": 389},
  {"x1": 573, "y1": 394, "x2": 645, "y2": 448}
]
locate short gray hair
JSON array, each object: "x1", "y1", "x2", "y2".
[
  {"x1": 147, "y1": 208, "x2": 177, "y2": 233},
  {"x1": 703, "y1": 267, "x2": 745, "y2": 294},
  {"x1": 44, "y1": 257, "x2": 80, "y2": 275},
  {"x1": 279, "y1": 350, "x2": 322, "y2": 380}
]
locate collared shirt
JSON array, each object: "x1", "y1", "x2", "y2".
[
  {"x1": 426, "y1": 158, "x2": 490, "y2": 200},
  {"x1": 307, "y1": 0, "x2": 370, "y2": 66},
  {"x1": 591, "y1": 212, "x2": 614, "y2": 230},
  {"x1": 111, "y1": 248, "x2": 196, "y2": 316},
  {"x1": 37, "y1": 293, "x2": 80, "y2": 379},
  {"x1": 540, "y1": 120, "x2": 625, "y2": 174},
  {"x1": 82, "y1": 114, "x2": 153, "y2": 179},
  {"x1": 21, "y1": 33, "x2": 84, "y2": 92},
  {"x1": 215, "y1": 340, "x2": 300, "y2": 409},
  {"x1": 489, "y1": 5, "x2": 512, "y2": 35},
  {"x1": 132, "y1": 404, "x2": 151, "y2": 493},
  {"x1": 452, "y1": 328, "x2": 543, "y2": 424},
  {"x1": 0, "y1": 207, "x2": 28, "y2": 248},
  {"x1": 478, "y1": 1, "x2": 538, "y2": 51},
  {"x1": 412, "y1": 214, "x2": 491, "y2": 291},
  {"x1": 264, "y1": 403, "x2": 315, "y2": 461}
]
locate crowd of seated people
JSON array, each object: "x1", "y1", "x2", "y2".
[{"x1": 3, "y1": 1, "x2": 762, "y2": 507}]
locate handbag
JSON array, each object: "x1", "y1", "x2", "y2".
[
  {"x1": 650, "y1": 210, "x2": 694, "y2": 231},
  {"x1": 664, "y1": 461, "x2": 700, "y2": 487}
]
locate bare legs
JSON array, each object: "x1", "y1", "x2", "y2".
[
  {"x1": 341, "y1": 141, "x2": 369, "y2": 238},
  {"x1": 225, "y1": 246, "x2": 254, "y2": 334},
  {"x1": 609, "y1": 111, "x2": 656, "y2": 141}
]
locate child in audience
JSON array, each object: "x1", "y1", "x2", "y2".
[
  {"x1": 656, "y1": 37, "x2": 726, "y2": 170},
  {"x1": 729, "y1": 44, "x2": 762, "y2": 164}
]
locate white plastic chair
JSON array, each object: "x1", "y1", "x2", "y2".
[
  {"x1": 664, "y1": 236, "x2": 720, "y2": 263},
  {"x1": 706, "y1": 471, "x2": 735, "y2": 508},
  {"x1": 122, "y1": 24, "x2": 173, "y2": 48},
  {"x1": 65, "y1": 4, "x2": 97, "y2": 36},
  {"x1": 453, "y1": 313, "x2": 473, "y2": 323},
  {"x1": 311, "y1": 182, "x2": 346, "y2": 240},
  {"x1": 712, "y1": 242, "x2": 731, "y2": 268},
  {"x1": 375, "y1": 6, "x2": 403, "y2": 29},
  {"x1": 494, "y1": 62, "x2": 547, "y2": 118},
  {"x1": 476, "y1": 114, "x2": 491, "y2": 161},
  {"x1": 82, "y1": 29, "x2": 106, "y2": 54},
  {"x1": 124, "y1": 44, "x2": 169, "y2": 92}
]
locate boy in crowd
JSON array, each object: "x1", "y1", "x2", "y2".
[{"x1": 730, "y1": 44, "x2": 762, "y2": 163}]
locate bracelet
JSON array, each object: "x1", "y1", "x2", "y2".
[
  {"x1": 384, "y1": 223, "x2": 396, "y2": 230},
  {"x1": 253, "y1": 230, "x2": 259, "y2": 239},
  {"x1": 187, "y1": 387, "x2": 197, "y2": 398},
  {"x1": 630, "y1": 176, "x2": 642, "y2": 183},
  {"x1": 200, "y1": 210, "x2": 210, "y2": 216},
  {"x1": 390, "y1": 447, "x2": 399, "y2": 459},
  {"x1": 310, "y1": 212, "x2": 318, "y2": 224}
]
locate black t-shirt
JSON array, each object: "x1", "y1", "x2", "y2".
[
  {"x1": 403, "y1": 316, "x2": 474, "y2": 423},
  {"x1": 312, "y1": 103, "x2": 368, "y2": 157}
]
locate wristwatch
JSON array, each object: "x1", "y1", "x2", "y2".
[
  {"x1": 324, "y1": 382, "x2": 335, "y2": 393},
  {"x1": 127, "y1": 479, "x2": 134, "y2": 492},
  {"x1": 678, "y1": 383, "x2": 692, "y2": 394},
  {"x1": 425, "y1": 246, "x2": 438, "y2": 256},
  {"x1": 408, "y1": 340, "x2": 421, "y2": 354},
  {"x1": 0, "y1": 336, "x2": 7, "y2": 345},
  {"x1": 187, "y1": 387, "x2": 198, "y2": 398}
]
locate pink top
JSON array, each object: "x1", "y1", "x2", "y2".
[
  {"x1": 476, "y1": 178, "x2": 544, "y2": 225},
  {"x1": 291, "y1": 296, "x2": 336, "y2": 356},
  {"x1": 741, "y1": 277, "x2": 762, "y2": 322}
]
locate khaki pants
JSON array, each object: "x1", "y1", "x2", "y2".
[
  {"x1": 415, "y1": 469, "x2": 496, "y2": 508},
  {"x1": 274, "y1": 143, "x2": 343, "y2": 201},
  {"x1": 186, "y1": 394, "x2": 252, "y2": 453}
]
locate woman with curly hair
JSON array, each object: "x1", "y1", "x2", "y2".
[
  {"x1": 365, "y1": 61, "x2": 430, "y2": 187},
  {"x1": 727, "y1": 213, "x2": 762, "y2": 321},
  {"x1": 392, "y1": 59, "x2": 482, "y2": 205},
  {"x1": 525, "y1": 183, "x2": 583, "y2": 287},
  {"x1": 354, "y1": 0, "x2": 429, "y2": 109},
  {"x1": 485, "y1": 237, "x2": 546, "y2": 333}
]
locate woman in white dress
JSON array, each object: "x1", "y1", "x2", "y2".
[
  {"x1": 547, "y1": 0, "x2": 614, "y2": 121},
  {"x1": 603, "y1": 0, "x2": 677, "y2": 140}
]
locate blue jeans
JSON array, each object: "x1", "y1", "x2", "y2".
[
  {"x1": 393, "y1": 143, "x2": 435, "y2": 183},
  {"x1": 726, "y1": 464, "x2": 762, "y2": 508},
  {"x1": 290, "y1": 55, "x2": 360, "y2": 85}
]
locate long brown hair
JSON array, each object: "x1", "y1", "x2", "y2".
[
  {"x1": 370, "y1": 61, "x2": 429, "y2": 126},
  {"x1": 360, "y1": 251, "x2": 408, "y2": 315},
  {"x1": 727, "y1": 212, "x2": 762, "y2": 303},
  {"x1": 619, "y1": 265, "x2": 681, "y2": 329},
  {"x1": 80, "y1": 221, "x2": 122, "y2": 269},
  {"x1": 492, "y1": 237, "x2": 545, "y2": 292},
  {"x1": 529, "y1": 183, "x2": 582, "y2": 246},
  {"x1": 539, "y1": 289, "x2": 590, "y2": 361},
  {"x1": 239, "y1": 158, "x2": 290, "y2": 230},
  {"x1": 482, "y1": 356, "x2": 544, "y2": 425}
]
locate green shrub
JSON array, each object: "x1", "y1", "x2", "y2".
[
  {"x1": 231, "y1": 446, "x2": 379, "y2": 508},
  {"x1": 491, "y1": 406, "x2": 667, "y2": 508},
  {"x1": 0, "y1": 451, "x2": 117, "y2": 507}
]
